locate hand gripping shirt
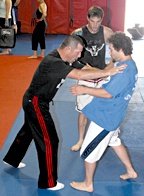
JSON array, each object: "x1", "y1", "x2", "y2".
[
  {"x1": 24, "y1": 50, "x2": 74, "y2": 102},
  {"x1": 82, "y1": 59, "x2": 138, "y2": 131}
]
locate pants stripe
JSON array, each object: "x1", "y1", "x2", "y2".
[
  {"x1": 32, "y1": 96, "x2": 55, "y2": 187},
  {"x1": 81, "y1": 129, "x2": 109, "y2": 159}
]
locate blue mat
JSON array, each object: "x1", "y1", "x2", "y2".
[{"x1": 0, "y1": 34, "x2": 144, "y2": 196}]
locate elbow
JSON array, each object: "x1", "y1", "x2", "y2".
[
  {"x1": 43, "y1": 12, "x2": 47, "y2": 17},
  {"x1": 107, "y1": 94, "x2": 112, "y2": 98},
  {"x1": 105, "y1": 92, "x2": 112, "y2": 98}
]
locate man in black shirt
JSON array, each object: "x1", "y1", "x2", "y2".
[{"x1": 3, "y1": 35, "x2": 125, "y2": 191}]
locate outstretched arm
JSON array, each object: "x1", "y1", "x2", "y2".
[{"x1": 67, "y1": 64, "x2": 127, "y2": 80}]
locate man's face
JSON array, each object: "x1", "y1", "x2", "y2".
[
  {"x1": 109, "y1": 44, "x2": 121, "y2": 61},
  {"x1": 68, "y1": 44, "x2": 83, "y2": 63},
  {"x1": 87, "y1": 16, "x2": 103, "y2": 33}
]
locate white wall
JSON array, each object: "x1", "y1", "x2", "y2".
[{"x1": 125, "y1": 0, "x2": 144, "y2": 32}]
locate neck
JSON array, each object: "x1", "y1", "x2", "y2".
[
  {"x1": 87, "y1": 25, "x2": 99, "y2": 34},
  {"x1": 57, "y1": 48, "x2": 67, "y2": 62},
  {"x1": 120, "y1": 55, "x2": 132, "y2": 62}
]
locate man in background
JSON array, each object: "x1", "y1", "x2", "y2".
[{"x1": 71, "y1": 6, "x2": 114, "y2": 151}]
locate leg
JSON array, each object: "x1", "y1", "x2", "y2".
[
  {"x1": 39, "y1": 49, "x2": 45, "y2": 58},
  {"x1": 3, "y1": 119, "x2": 32, "y2": 167},
  {"x1": 28, "y1": 50, "x2": 38, "y2": 58},
  {"x1": 70, "y1": 161, "x2": 96, "y2": 192},
  {"x1": 71, "y1": 80, "x2": 97, "y2": 152},
  {"x1": 70, "y1": 122, "x2": 112, "y2": 192},
  {"x1": 39, "y1": 21, "x2": 46, "y2": 58},
  {"x1": 111, "y1": 144, "x2": 138, "y2": 180},
  {"x1": 31, "y1": 96, "x2": 64, "y2": 189},
  {"x1": 71, "y1": 112, "x2": 87, "y2": 151},
  {"x1": 28, "y1": 26, "x2": 39, "y2": 58}
]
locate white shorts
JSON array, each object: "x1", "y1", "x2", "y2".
[
  {"x1": 80, "y1": 122, "x2": 121, "y2": 163},
  {"x1": 76, "y1": 77, "x2": 110, "y2": 111}
]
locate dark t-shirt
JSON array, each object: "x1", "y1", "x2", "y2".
[
  {"x1": 36, "y1": 9, "x2": 42, "y2": 19},
  {"x1": 24, "y1": 50, "x2": 74, "y2": 102},
  {"x1": 72, "y1": 25, "x2": 106, "y2": 69}
]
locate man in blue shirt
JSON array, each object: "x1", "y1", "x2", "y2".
[{"x1": 70, "y1": 32, "x2": 138, "y2": 192}]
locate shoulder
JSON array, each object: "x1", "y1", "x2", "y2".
[
  {"x1": 103, "y1": 26, "x2": 113, "y2": 42},
  {"x1": 39, "y1": 2, "x2": 47, "y2": 10},
  {"x1": 71, "y1": 27, "x2": 83, "y2": 35}
]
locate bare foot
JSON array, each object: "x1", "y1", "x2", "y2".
[
  {"x1": 120, "y1": 171, "x2": 138, "y2": 180},
  {"x1": 70, "y1": 181, "x2": 93, "y2": 192},
  {"x1": 39, "y1": 53, "x2": 45, "y2": 58},
  {"x1": 0, "y1": 50, "x2": 11, "y2": 55},
  {"x1": 0, "y1": 51, "x2": 8, "y2": 55},
  {"x1": 71, "y1": 140, "x2": 83, "y2": 151},
  {"x1": 28, "y1": 55, "x2": 38, "y2": 59},
  {"x1": 38, "y1": 55, "x2": 44, "y2": 58}
]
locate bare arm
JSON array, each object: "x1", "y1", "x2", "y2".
[
  {"x1": 103, "y1": 26, "x2": 113, "y2": 42},
  {"x1": 67, "y1": 64, "x2": 126, "y2": 80},
  {"x1": 38, "y1": 2, "x2": 47, "y2": 21},
  {"x1": 71, "y1": 27, "x2": 82, "y2": 35},
  {"x1": 70, "y1": 85, "x2": 112, "y2": 98},
  {"x1": 103, "y1": 26, "x2": 114, "y2": 67},
  {"x1": 5, "y1": 0, "x2": 12, "y2": 20}
]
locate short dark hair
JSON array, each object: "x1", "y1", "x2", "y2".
[
  {"x1": 60, "y1": 35, "x2": 85, "y2": 49},
  {"x1": 87, "y1": 6, "x2": 104, "y2": 19},
  {"x1": 108, "y1": 32, "x2": 133, "y2": 55}
]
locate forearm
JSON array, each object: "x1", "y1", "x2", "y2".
[
  {"x1": 71, "y1": 85, "x2": 112, "y2": 98},
  {"x1": 5, "y1": 0, "x2": 12, "y2": 19},
  {"x1": 67, "y1": 64, "x2": 126, "y2": 80},
  {"x1": 78, "y1": 67, "x2": 111, "y2": 80},
  {"x1": 82, "y1": 86, "x2": 112, "y2": 98}
]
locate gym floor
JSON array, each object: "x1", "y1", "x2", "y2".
[{"x1": 0, "y1": 34, "x2": 144, "y2": 196}]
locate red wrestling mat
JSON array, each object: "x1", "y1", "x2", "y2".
[{"x1": 0, "y1": 56, "x2": 41, "y2": 148}]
